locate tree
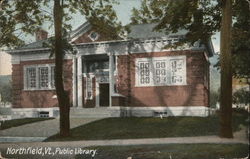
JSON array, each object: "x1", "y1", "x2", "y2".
[
  {"x1": 231, "y1": 0, "x2": 250, "y2": 85},
  {"x1": 0, "y1": 80, "x2": 12, "y2": 104},
  {"x1": 219, "y1": 0, "x2": 233, "y2": 138},
  {"x1": 1, "y1": 0, "x2": 124, "y2": 137},
  {"x1": 0, "y1": 0, "x2": 51, "y2": 48},
  {"x1": 130, "y1": 0, "x2": 249, "y2": 138},
  {"x1": 233, "y1": 88, "x2": 250, "y2": 107},
  {"x1": 210, "y1": 90, "x2": 220, "y2": 108},
  {"x1": 53, "y1": 0, "x2": 70, "y2": 137}
]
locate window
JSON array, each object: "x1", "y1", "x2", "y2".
[
  {"x1": 85, "y1": 76, "x2": 93, "y2": 100},
  {"x1": 138, "y1": 61, "x2": 152, "y2": 86},
  {"x1": 26, "y1": 67, "x2": 37, "y2": 88},
  {"x1": 88, "y1": 31, "x2": 99, "y2": 41},
  {"x1": 51, "y1": 66, "x2": 55, "y2": 88},
  {"x1": 39, "y1": 67, "x2": 49, "y2": 88},
  {"x1": 136, "y1": 56, "x2": 186, "y2": 86},
  {"x1": 24, "y1": 64, "x2": 55, "y2": 90},
  {"x1": 170, "y1": 58, "x2": 185, "y2": 85},
  {"x1": 86, "y1": 60, "x2": 109, "y2": 73},
  {"x1": 153, "y1": 60, "x2": 168, "y2": 85}
]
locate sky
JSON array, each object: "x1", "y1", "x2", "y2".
[
  {"x1": 0, "y1": 51, "x2": 11, "y2": 75},
  {"x1": 24, "y1": 0, "x2": 142, "y2": 43},
  {"x1": 23, "y1": 0, "x2": 220, "y2": 53},
  {"x1": 0, "y1": 0, "x2": 220, "y2": 75}
]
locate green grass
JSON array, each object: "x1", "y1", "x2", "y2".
[
  {"x1": 0, "y1": 117, "x2": 54, "y2": 130},
  {"x1": 46, "y1": 109, "x2": 249, "y2": 141},
  {"x1": 75, "y1": 144, "x2": 249, "y2": 159}
]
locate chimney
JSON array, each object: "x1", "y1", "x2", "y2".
[{"x1": 35, "y1": 29, "x2": 48, "y2": 41}]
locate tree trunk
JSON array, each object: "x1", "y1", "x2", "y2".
[
  {"x1": 53, "y1": 0, "x2": 70, "y2": 137},
  {"x1": 219, "y1": 0, "x2": 233, "y2": 138}
]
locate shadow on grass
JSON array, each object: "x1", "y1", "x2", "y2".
[
  {"x1": 0, "y1": 117, "x2": 54, "y2": 130},
  {"x1": 45, "y1": 109, "x2": 249, "y2": 142}
]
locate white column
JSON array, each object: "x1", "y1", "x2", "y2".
[
  {"x1": 96, "y1": 81, "x2": 100, "y2": 107},
  {"x1": 72, "y1": 57, "x2": 77, "y2": 107},
  {"x1": 109, "y1": 53, "x2": 115, "y2": 107},
  {"x1": 77, "y1": 56, "x2": 83, "y2": 107}
]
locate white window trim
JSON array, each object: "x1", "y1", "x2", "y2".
[
  {"x1": 23, "y1": 64, "x2": 55, "y2": 91},
  {"x1": 169, "y1": 56, "x2": 187, "y2": 86},
  {"x1": 135, "y1": 58, "x2": 153, "y2": 86},
  {"x1": 135, "y1": 56, "x2": 187, "y2": 87},
  {"x1": 88, "y1": 31, "x2": 99, "y2": 41},
  {"x1": 24, "y1": 66, "x2": 37, "y2": 90},
  {"x1": 84, "y1": 73, "x2": 94, "y2": 100}
]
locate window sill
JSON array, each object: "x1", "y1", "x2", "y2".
[
  {"x1": 135, "y1": 83, "x2": 188, "y2": 87},
  {"x1": 23, "y1": 88, "x2": 56, "y2": 91},
  {"x1": 85, "y1": 98, "x2": 93, "y2": 100}
]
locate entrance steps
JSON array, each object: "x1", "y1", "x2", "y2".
[{"x1": 70, "y1": 107, "x2": 121, "y2": 118}]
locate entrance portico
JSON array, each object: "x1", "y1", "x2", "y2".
[{"x1": 72, "y1": 42, "x2": 122, "y2": 108}]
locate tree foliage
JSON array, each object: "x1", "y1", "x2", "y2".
[
  {"x1": 231, "y1": 0, "x2": 250, "y2": 79},
  {"x1": 0, "y1": 80, "x2": 12, "y2": 104},
  {"x1": 233, "y1": 88, "x2": 250, "y2": 106},
  {"x1": 210, "y1": 90, "x2": 220, "y2": 108},
  {"x1": 0, "y1": 0, "x2": 52, "y2": 48},
  {"x1": 131, "y1": 0, "x2": 250, "y2": 79},
  {"x1": 131, "y1": 0, "x2": 221, "y2": 46},
  {"x1": 130, "y1": 0, "x2": 250, "y2": 138},
  {"x1": 1, "y1": 0, "x2": 124, "y2": 137}
]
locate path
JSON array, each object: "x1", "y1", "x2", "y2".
[
  {"x1": 0, "y1": 122, "x2": 248, "y2": 159},
  {"x1": 0, "y1": 118, "x2": 101, "y2": 142},
  {"x1": 0, "y1": 126, "x2": 248, "y2": 147}
]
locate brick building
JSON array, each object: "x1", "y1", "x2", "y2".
[{"x1": 7, "y1": 22, "x2": 214, "y2": 118}]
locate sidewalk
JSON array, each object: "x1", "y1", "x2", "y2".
[
  {"x1": 0, "y1": 127, "x2": 248, "y2": 148},
  {"x1": 0, "y1": 116, "x2": 248, "y2": 145},
  {"x1": 0, "y1": 118, "x2": 101, "y2": 142}
]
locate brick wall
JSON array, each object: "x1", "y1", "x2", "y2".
[
  {"x1": 117, "y1": 50, "x2": 209, "y2": 107},
  {"x1": 12, "y1": 59, "x2": 72, "y2": 108},
  {"x1": 72, "y1": 30, "x2": 109, "y2": 44}
]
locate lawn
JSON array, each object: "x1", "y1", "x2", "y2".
[
  {"x1": 75, "y1": 144, "x2": 249, "y2": 159},
  {"x1": 0, "y1": 117, "x2": 54, "y2": 130},
  {"x1": 46, "y1": 109, "x2": 249, "y2": 141}
]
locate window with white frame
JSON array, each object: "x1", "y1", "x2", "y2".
[
  {"x1": 170, "y1": 58, "x2": 185, "y2": 85},
  {"x1": 138, "y1": 61, "x2": 152, "y2": 86},
  {"x1": 38, "y1": 67, "x2": 49, "y2": 88},
  {"x1": 153, "y1": 59, "x2": 168, "y2": 85},
  {"x1": 85, "y1": 76, "x2": 93, "y2": 99},
  {"x1": 51, "y1": 66, "x2": 55, "y2": 88},
  {"x1": 88, "y1": 31, "x2": 99, "y2": 41},
  {"x1": 136, "y1": 56, "x2": 186, "y2": 86},
  {"x1": 24, "y1": 64, "x2": 55, "y2": 90},
  {"x1": 26, "y1": 67, "x2": 37, "y2": 89}
]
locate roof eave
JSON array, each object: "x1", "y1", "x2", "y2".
[{"x1": 5, "y1": 48, "x2": 50, "y2": 54}]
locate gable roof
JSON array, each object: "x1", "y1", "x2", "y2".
[
  {"x1": 18, "y1": 39, "x2": 48, "y2": 50},
  {"x1": 7, "y1": 22, "x2": 214, "y2": 56},
  {"x1": 70, "y1": 21, "x2": 91, "y2": 41},
  {"x1": 128, "y1": 23, "x2": 214, "y2": 56},
  {"x1": 17, "y1": 21, "x2": 91, "y2": 50},
  {"x1": 128, "y1": 23, "x2": 187, "y2": 39}
]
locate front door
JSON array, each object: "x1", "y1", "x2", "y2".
[{"x1": 99, "y1": 83, "x2": 109, "y2": 106}]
